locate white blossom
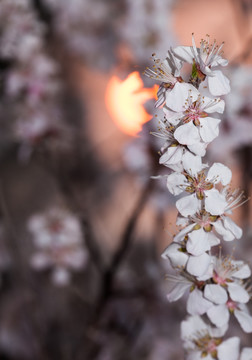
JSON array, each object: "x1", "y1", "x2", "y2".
[{"x1": 173, "y1": 34, "x2": 230, "y2": 96}]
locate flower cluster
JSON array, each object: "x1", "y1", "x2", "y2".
[
  {"x1": 0, "y1": 0, "x2": 63, "y2": 159},
  {"x1": 145, "y1": 34, "x2": 252, "y2": 359},
  {"x1": 28, "y1": 207, "x2": 87, "y2": 286}
]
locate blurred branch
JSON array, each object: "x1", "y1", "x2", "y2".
[{"x1": 96, "y1": 178, "x2": 154, "y2": 312}]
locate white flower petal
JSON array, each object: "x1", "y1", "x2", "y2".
[
  {"x1": 187, "y1": 142, "x2": 207, "y2": 156},
  {"x1": 182, "y1": 152, "x2": 203, "y2": 176},
  {"x1": 218, "y1": 337, "x2": 240, "y2": 360},
  {"x1": 172, "y1": 45, "x2": 194, "y2": 64},
  {"x1": 208, "y1": 70, "x2": 231, "y2": 96},
  {"x1": 204, "y1": 284, "x2": 228, "y2": 304},
  {"x1": 232, "y1": 262, "x2": 251, "y2": 279},
  {"x1": 160, "y1": 146, "x2": 184, "y2": 166},
  {"x1": 223, "y1": 217, "x2": 242, "y2": 239},
  {"x1": 186, "y1": 253, "x2": 211, "y2": 277},
  {"x1": 166, "y1": 172, "x2": 186, "y2": 195},
  {"x1": 174, "y1": 122, "x2": 200, "y2": 146},
  {"x1": 187, "y1": 228, "x2": 210, "y2": 256},
  {"x1": 199, "y1": 117, "x2": 220, "y2": 143},
  {"x1": 176, "y1": 194, "x2": 200, "y2": 217},
  {"x1": 214, "y1": 219, "x2": 236, "y2": 241},
  {"x1": 207, "y1": 304, "x2": 229, "y2": 328},
  {"x1": 181, "y1": 315, "x2": 208, "y2": 341},
  {"x1": 166, "y1": 279, "x2": 191, "y2": 302},
  {"x1": 227, "y1": 282, "x2": 250, "y2": 303},
  {"x1": 205, "y1": 188, "x2": 227, "y2": 215},
  {"x1": 234, "y1": 309, "x2": 252, "y2": 333},
  {"x1": 187, "y1": 288, "x2": 212, "y2": 315},
  {"x1": 207, "y1": 163, "x2": 232, "y2": 186},
  {"x1": 202, "y1": 98, "x2": 225, "y2": 114},
  {"x1": 240, "y1": 348, "x2": 252, "y2": 360},
  {"x1": 161, "y1": 243, "x2": 188, "y2": 268},
  {"x1": 166, "y1": 83, "x2": 198, "y2": 112},
  {"x1": 174, "y1": 223, "x2": 195, "y2": 242}
]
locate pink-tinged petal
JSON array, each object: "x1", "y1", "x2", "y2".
[
  {"x1": 182, "y1": 152, "x2": 203, "y2": 176},
  {"x1": 187, "y1": 142, "x2": 207, "y2": 156},
  {"x1": 160, "y1": 146, "x2": 183, "y2": 166},
  {"x1": 204, "y1": 284, "x2": 228, "y2": 304},
  {"x1": 166, "y1": 82, "x2": 198, "y2": 112},
  {"x1": 166, "y1": 172, "x2": 186, "y2": 195},
  {"x1": 208, "y1": 70, "x2": 231, "y2": 96},
  {"x1": 214, "y1": 220, "x2": 236, "y2": 241},
  {"x1": 223, "y1": 217, "x2": 242, "y2": 239},
  {"x1": 234, "y1": 309, "x2": 252, "y2": 333},
  {"x1": 218, "y1": 337, "x2": 240, "y2": 360},
  {"x1": 227, "y1": 282, "x2": 250, "y2": 303},
  {"x1": 207, "y1": 304, "x2": 229, "y2": 328},
  {"x1": 174, "y1": 122, "x2": 200, "y2": 146},
  {"x1": 199, "y1": 117, "x2": 220, "y2": 143},
  {"x1": 174, "y1": 223, "x2": 195, "y2": 242},
  {"x1": 187, "y1": 253, "x2": 211, "y2": 277},
  {"x1": 187, "y1": 288, "x2": 212, "y2": 315},
  {"x1": 202, "y1": 97, "x2": 225, "y2": 114},
  {"x1": 166, "y1": 281, "x2": 191, "y2": 302},
  {"x1": 205, "y1": 189, "x2": 227, "y2": 215},
  {"x1": 240, "y1": 348, "x2": 252, "y2": 360},
  {"x1": 172, "y1": 45, "x2": 194, "y2": 64},
  {"x1": 187, "y1": 228, "x2": 210, "y2": 256},
  {"x1": 161, "y1": 243, "x2": 188, "y2": 268},
  {"x1": 176, "y1": 194, "x2": 200, "y2": 217},
  {"x1": 207, "y1": 163, "x2": 232, "y2": 186}
]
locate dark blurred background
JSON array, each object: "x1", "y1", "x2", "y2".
[{"x1": 0, "y1": 0, "x2": 251, "y2": 359}]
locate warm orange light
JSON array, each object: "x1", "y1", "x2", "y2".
[{"x1": 105, "y1": 71, "x2": 158, "y2": 136}]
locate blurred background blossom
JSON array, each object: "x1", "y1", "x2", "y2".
[{"x1": 0, "y1": 0, "x2": 251, "y2": 359}]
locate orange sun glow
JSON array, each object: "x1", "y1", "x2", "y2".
[{"x1": 105, "y1": 71, "x2": 158, "y2": 137}]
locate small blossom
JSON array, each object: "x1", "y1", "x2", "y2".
[
  {"x1": 181, "y1": 315, "x2": 239, "y2": 360},
  {"x1": 173, "y1": 34, "x2": 230, "y2": 96},
  {"x1": 28, "y1": 207, "x2": 87, "y2": 286}
]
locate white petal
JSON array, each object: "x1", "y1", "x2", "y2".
[
  {"x1": 160, "y1": 146, "x2": 184, "y2": 166},
  {"x1": 187, "y1": 288, "x2": 212, "y2": 315},
  {"x1": 232, "y1": 262, "x2": 251, "y2": 279},
  {"x1": 174, "y1": 122, "x2": 200, "y2": 146},
  {"x1": 227, "y1": 282, "x2": 250, "y2": 303},
  {"x1": 187, "y1": 142, "x2": 207, "y2": 156},
  {"x1": 187, "y1": 253, "x2": 211, "y2": 277},
  {"x1": 205, "y1": 189, "x2": 227, "y2": 215},
  {"x1": 208, "y1": 70, "x2": 231, "y2": 96},
  {"x1": 181, "y1": 315, "x2": 207, "y2": 340},
  {"x1": 172, "y1": 45, "x2": 194, "y2": 64},
  {"x1": 174, "y1": 223, "x2": 195, "y2": 242},
  {"x1": 161, "y1": 242, "x2": 188, "y2": 268},
  {"x1": 202, "y1": 97, "x2": 225, "y2": 114},
  {"x1": 166, "y1": 82, "x2": 198, "y2": 112},
  {"x1": 187, "y1": 228, "x2": 210, "y2": 256},
  {"x1": 182, "y1": 152, "x2": 203, "y2": 176},
  {"x1": 199, "y1": 117, "x2": 220, "y2": 143},
  {"x1": 240, "y1": 348, "x2": 252, "y2": 360},
  {"x1": 204, "y1": 284, "x2": 228, "y2": 304},
  {"x1": 218, "y1": 337, "x2": 240, "y2": 360},
  {"x1": 166, "y1": 280, "x2": 191, "y2": 302},
  {"x1": 223, "y1": 217, "x2": 242, "y2": 239},
  {"x1": 207, "y1": 304, "x2": 229, "y2": 328},
  {"x1": 176, "y1": 194, "x2": 200, "y2": 217},
  {"x1": 234, "y1": 309, "x2": 252, "y2": 333},
  {"x1": 166, "y1": 172, "x2": 186, "y2": 195},
  {"x1": 207, "y1": 163, "x2": 232, "y2": 186},
  {"x1": 214, "y1": 219, "x2": 236, "y2": 241}
]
